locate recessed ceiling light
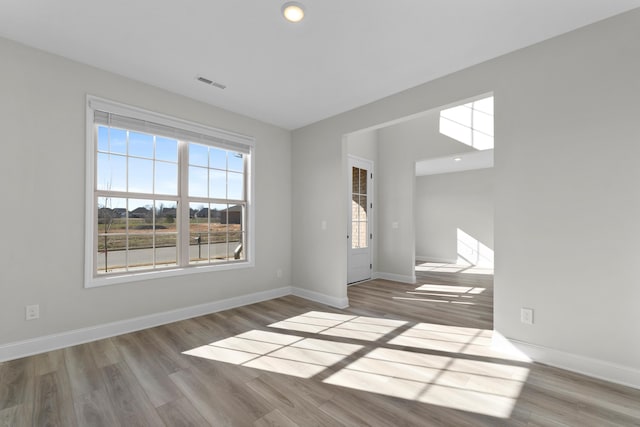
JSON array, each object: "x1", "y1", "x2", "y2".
[
  {"x1": 282, "y1": 2, "x2": 305, "y2": 23},
  {"x1": 454, "y1": 157, "x2": 462, "y2": 162}
]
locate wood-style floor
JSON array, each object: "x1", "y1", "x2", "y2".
[{"x1": 2, "y1": 265, "x2": 639, "y2": 426}]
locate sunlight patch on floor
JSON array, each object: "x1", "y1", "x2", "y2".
[
  {"x1": 324, "y1": 346, "x2": 529, "y2": 418},
  {"x1": 183, "y1": 311, "x2": 530, "y2": 419},
  {"x1": 183, "y1": 330, "x2": 363, "y2": 379},
  {"x1": 416, "y1": 261, "x2": 494, "y2": 275},
  {"x1": 393, "y1": 296, "x2": 476, "y2": 305},
  {"x1": 268, "y1": 311, "x2": 407, "y2": 342},
  {"x1": 396, "y1": 282, "x2": 486, "y2": 305},
  {"x1": 416, "y1": 284, "x2": 485, "y2": 294}
]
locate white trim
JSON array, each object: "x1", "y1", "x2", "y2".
[
  {"x1": 347, "y1": 278, "x2": 373, "y2": 287},
  {"x1": 415, "y1": 256, "x2": 458, "y2": 264},
  {"x1": 85, "y1": 100, "x2": 95, "y2": 288},
  {"x1": 291, "y1": 287, "x2": 349, "y2": 309},
  {"x1": 0, "y1": 286, "x2": 292, "y2": 363},
  {"x1": 493, "y1": 334, "x2": 640, "y2": 390},
  {"x1": 373, "y1": 271, "x2": 417, "y2": 284},
  {"x1": 246, "y1": 142, "x2": 256, "y2": 267},
  {"x1": 86, "y1": 261, "x2": 254, "y2": 288},
  {"x1": 347, "y1": 154, "x2": 375, "y2": 165},
  {"x1": 347, "y1": 155, "x2": 374, "y2": 284}
]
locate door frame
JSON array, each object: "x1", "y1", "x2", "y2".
[{"x1": 347, "y1": 155, "x2": 374, "y2": 284}]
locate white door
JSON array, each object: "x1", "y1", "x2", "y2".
[{"x1": 348, "y1": 157, "x2": 373, "y2": 284}]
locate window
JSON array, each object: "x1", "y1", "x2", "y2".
[
  {"x1": 86, "y1": 96, "x2": 254, "y2": 287},
  {"x1": 351, "y1": 166, "x2": 368, "y2": 249},
  {"x1": 439, "y1": 96, "x2": 494, "y2": 150}
]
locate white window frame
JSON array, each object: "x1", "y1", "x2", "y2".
[{"x1": 85, "y1": 95, "x2": 255, "y2": 288}]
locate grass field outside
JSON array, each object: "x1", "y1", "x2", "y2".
[{"x1": 98, "y1": 217, "x2": 241, "y2": 252}]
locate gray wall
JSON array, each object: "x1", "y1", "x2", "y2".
[
  {"x1": 0, "y1": 37, "x2": 292, "y2": 345},
  {"x1": 292, "y1": 10, "x2": 640, "y2": 372},
  {"x1": 415, "y1": 169, "x2": 494, "y2": 265},
  {"x1": 346, "y1": 130, "x2": 378, "y2": 162}
]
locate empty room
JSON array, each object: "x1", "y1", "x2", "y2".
[{"x1": 1, "y1": 1, "x2": 640, "y2": 426}]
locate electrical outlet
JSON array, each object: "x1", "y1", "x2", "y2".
[
  {"x1": 276, "y1": 268, "x2": 283, "y2": 278},
  {"x1": 26, "y1": 304, "x2": 40, "y2": 320},
  {"x1": 520, "y1": 308, "x2": 533, "y2": 325}
]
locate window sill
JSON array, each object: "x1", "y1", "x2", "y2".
[{"x1": 85, "y1": 260, "x2": 254, "y2": 288}]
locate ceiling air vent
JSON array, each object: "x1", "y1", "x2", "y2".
[
  {"x1": 196, "y1": 75, "x2": 226, "y2": 90},
  {"x1": 197, "y1": 76, "x2": 213, "y2": 85}
]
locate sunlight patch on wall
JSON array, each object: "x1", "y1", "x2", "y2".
[
  {"x1": 457, "y1": 228, "x2": 494, "y2": 267},
  {"x1": 440, "y1": 96, "x2": 494, "y2": 150}
]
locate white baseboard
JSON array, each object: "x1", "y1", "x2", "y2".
[
  {"x1": 0, "y1": 286, "x2": 292, "y2": 363},
  {"x1": 373, "y1": 271, "x2": 417, "y2": 284},
  {"x1": 415, "y1": 256, "x2": 458, "y2": 264},
  {"x1": 5, "y1": 288, "x2": 637, "y2": 392},
  {"x1": 291, "y1": 287, "x2": 349, "y2": 309},
  {"x1": 493, "y1": 334, "x2": 640, "y2": 390}
]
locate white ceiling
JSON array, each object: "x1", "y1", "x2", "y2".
[
  {"x1": 2, "y1": 1, "x2": 639, "y2": 130},
  {"x1": 416, "y1": 150, "x2": 493, "y2": 177}
]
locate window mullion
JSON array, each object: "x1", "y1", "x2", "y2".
[
  {"x1": 125, "y1": 198, "x2": 130, "y2": 272},
  {"x1": 152, "y1": 201, "x2": 157, "y2": 268},
  {"x1": 178, "y1": 140, "x2": 190, "y2": 266},
  {"x1": 187, "y1": 197, "x2": 245, "y2": 205},
  {"x1": 95, "y1": 190, "x2": 177, "y2": 201}
]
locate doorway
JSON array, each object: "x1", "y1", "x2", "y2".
[{"x1": 347, "y1": 156, "x2": 373, "y2": 284}]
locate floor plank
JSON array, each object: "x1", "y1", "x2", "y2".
[
  {"x1": 0, "y1": 404, "x2": 33, "y2": 427},
  {"x1": 169, "y1": 367, "x2": 262, "y2": 426},
  {"x1": 32, "y1": 371, "x2": 77, "y2": 427},
  {"x1": 63, "y1": 344, "x2": 103, "y2": 398},
  {"x1": 72, "y1": 387, "x2": 120, "y2": 427},
  {"x1": 156, "y1": 396, "x2": 210, "y2": 427},
  {"x1": 89, "y1": 338, "x2": 121, "y2": 368},
  {"x1": 254, "y1": 409, "x2": 300, "y2": 427},
  {"x1": 0, "y1": 357, "x2": 34, "y2": 412},
  {"x1": 113, "y1": 332, "x2": 183, "y2": 408},
  {"x1": 100, "y1": 361, "x2": 165, "y2": 426}
]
